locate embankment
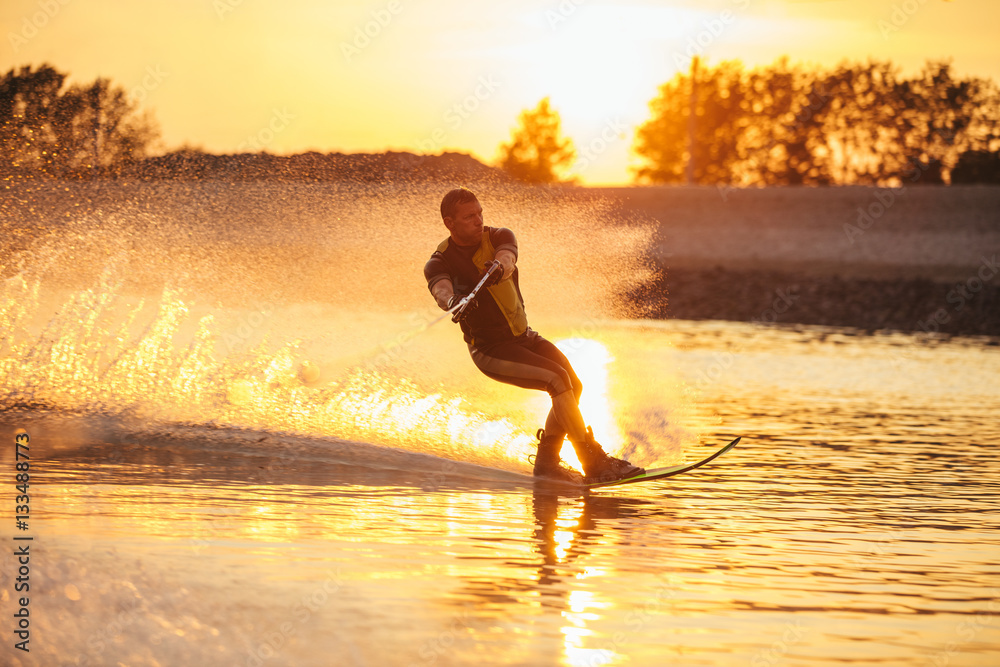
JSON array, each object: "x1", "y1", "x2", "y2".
[{"x1": 595, "y1": 185, "x2": 1000, "y2": 336}]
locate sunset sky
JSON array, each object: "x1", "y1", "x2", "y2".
[{"x1": 2, "y1": 0, "x2": 997, "y2": 184}]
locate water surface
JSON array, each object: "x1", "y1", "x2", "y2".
[{"x1": 3, "y1": 321, "x2": 999, "y2": 667}]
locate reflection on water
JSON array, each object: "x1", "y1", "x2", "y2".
[{"x1": 2, "y1": 321, "x2": 1000, "y2": 666}]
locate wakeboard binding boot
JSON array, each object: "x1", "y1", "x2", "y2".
[
  {"x1": 530, "y1": 429, "x2": 584, "y2": 485},
  {"x1": 575, "y1": 426, "x2": 644, "y2": 484}
]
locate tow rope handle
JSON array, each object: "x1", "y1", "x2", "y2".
[{"x1": 450, "y1": 260, "x2": 502, "y2": 323}]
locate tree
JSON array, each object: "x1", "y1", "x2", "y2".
[
  {"x1": 951, "y1": 150, "x2": 1000, "y2": 183},
  {"x1": 0, "y1": 64, "x2": 159, "y2": 176},
  {"x1": 498, "y1": 97, "x2": 576, "y2": 184},
  {"x1": 894, "y1": 61, "x2": 1000, "y2": 183},
  {"x1": 739, "y1": 58, "x2": 834, "y2": 186},
  {"x1": 817, "y1": 59, "x2": 909, "y2": 184},
  {"x1": 633, "y1": 57, "x2": 1000, "y2": 186},
  {"x1": 0, "y1": 64, "x2": 64, "y2": 172},
  {"x1": 634, "y1": 59, "x2": 747, "y2": 184},
  {"x1": 633, "y1": 58, "x2": 832, "y2": 186}
]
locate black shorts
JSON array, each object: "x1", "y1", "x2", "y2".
[{"x1": 469, "y1": 330, "x2": 582, "y2": 398}]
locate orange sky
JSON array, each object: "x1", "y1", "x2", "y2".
[{"x1": 2, "y1": 0, "x2": 997, "y2": 184}]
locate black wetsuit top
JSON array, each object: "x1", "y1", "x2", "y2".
[{"x1": 424, "y1": 226, "x2": 528, "y2": 348}]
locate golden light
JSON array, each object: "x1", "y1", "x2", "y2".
[
  {"x1": 515, "y1": 4, "x2": 695, "y2": 130},
  {"x1": 556, "y1": 337, "x2": 619, "y2": 452},
  {"x1": 562, "y1": 589, "x2": 617, "y2": 666},
  {"x1": 553, "y1": 502, "x2": 585, "y2": 562},
  {"x1": 521, "y1": 337, "x2": 623, "y2": 471}
]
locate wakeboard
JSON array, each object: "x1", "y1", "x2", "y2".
[{"x1": 586, "y1": 436, "x2": 741, "y2": 489}]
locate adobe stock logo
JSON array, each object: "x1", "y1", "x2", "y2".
[
  {"x1": 8, "y1": 0, "x2": 73, "y2": 53},
  {"x1": 236, "y1": 109, "x2": 296, "y2": 151},
  {"x1": 341, "y1": 1, "x2": 404, "y2": 63},
  {"x1": 917, "y1": 255, "x2": 999, "y2": 333},
  {"x1": 566, "y1": 118, "x2": 627, "y2": 178},
  {"x1": 843, "y1": 186, "x2": 904, "y2": 244},
  {"x1": 128, "y1": 65, "x2": 169, "y2": 106},
  {"x1": 399, "y1": 75, "x2": 501, "y2": 171},
  {"x1": 670, "y1": 0, "x2": 750, "y2": 70},
  {"x1": 878, "y1": 0, "x2": 936, "y2": 40}
]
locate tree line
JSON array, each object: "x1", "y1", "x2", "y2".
[
  {"x1": 4, "y1": 60, "x2": 999, "y2": 184},
  {"x1": 633, "y1": 57, "x2": 1000, "y2": 186},
  {"x1": 0, "y1": 64, "x2": 158, "y2": 177},
  {"x1": 501, "y1": 57, "x2": 1000, "y2": 186}
]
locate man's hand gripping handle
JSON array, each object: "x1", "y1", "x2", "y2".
[{"x1": 449, "y1": 260, "x2": 502, "y2": 323}]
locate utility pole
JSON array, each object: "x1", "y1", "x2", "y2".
[
  {"x1": 686, "y1": 56, "x2": 698, "y2": 185},
  {"x1": 92, "y1": 81, "x2": 101, "y2": 176}
]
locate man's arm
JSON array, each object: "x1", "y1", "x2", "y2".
[
  {"x1": 430, "y1": 278, "x2": 455, "y2": 311},
  {"x1": 495, "y1": 249, "x2": 515, "y2": 280},
  {"x1": 491, "y1": 228, "x2": 518, "y2": 281},
  {"x1": 425, "y1": 253, "x2": 455, "y2": 310}
]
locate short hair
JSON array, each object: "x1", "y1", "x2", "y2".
[{"x1": 440, "y1": 187, "x2": 478, "y2": 220}]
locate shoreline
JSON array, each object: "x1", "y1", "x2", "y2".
[
  {"x1": 633, "y1": 265, "x2": 1000, "y2": 337},
  {"x1": 592, "y1": 185, "x2": 1000, "y2": 336}
]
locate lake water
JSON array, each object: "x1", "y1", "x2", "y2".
[{"x1": 1, "y1": 182, "x2": 998, "y2": 666}]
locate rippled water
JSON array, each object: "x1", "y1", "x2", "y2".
[
  {"x1": 3, "y1": 321, "x2": 999, "y2": 667},
  {"x1": 3, "y1": 182, "x2": 999, "y2": 665}
]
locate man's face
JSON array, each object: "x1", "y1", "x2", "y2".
[{"x1": 445, "y1": 198, "x2": 484, "y2": 246}]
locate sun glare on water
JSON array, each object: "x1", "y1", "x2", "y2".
[
  {"x1": 529, "y1": 338, "x2": 620, "y2": 472},
  {"x1": 0, "y1": 275, "x2": 544, "y2": 469}
]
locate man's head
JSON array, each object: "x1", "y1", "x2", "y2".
[{"x1": 440, "y1": 187, "x2": 484, "y2": 246}]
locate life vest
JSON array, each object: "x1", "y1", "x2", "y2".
[{"x1": 430, "y1": 226, "x2": 528, "y2": 347}]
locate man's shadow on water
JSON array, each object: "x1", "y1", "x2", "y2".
[
  {"x1": 424, "y1": 486, "x2": 670, "y2": 663},
  {"x1": 412, "y1": 484, "x2": 692, "y2": 664},
  {"x1": 531, "y1": 486, "x2": 651, "y2": 591},
  {"x1": 444, "y1": 485, "x2": 663, "y2": 611}
]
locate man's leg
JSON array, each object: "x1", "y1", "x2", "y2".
[
  {"x1": 469, "y1": 333, "x2": 642, "y2": 481},
  {"x1": 469, "y1": 337, "x2": 580, "y2": 474},
  {"x1": 516, "y1": 336, "x2": 599, "y2": 464},
  {"x1": 520, "y1": 335, "x2": 644, "y2": 480},
  {"x1": 534, "y1": 391, "x2": 582, "y2": 473},
  {"x1": 548, "y1": 390, "x2": 587, "y2": 444}
]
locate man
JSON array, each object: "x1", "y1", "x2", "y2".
[{"x1": 423, "y1": 187, "x2": 644, "y2": 484}]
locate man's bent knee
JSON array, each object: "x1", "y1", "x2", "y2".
[{"x1": 548, "y1": 371, "x2": 573, "y2": 398}]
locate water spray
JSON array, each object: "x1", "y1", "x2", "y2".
[{"x1": 305, "y1": 260, "x2": 504, "y2": 382}]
